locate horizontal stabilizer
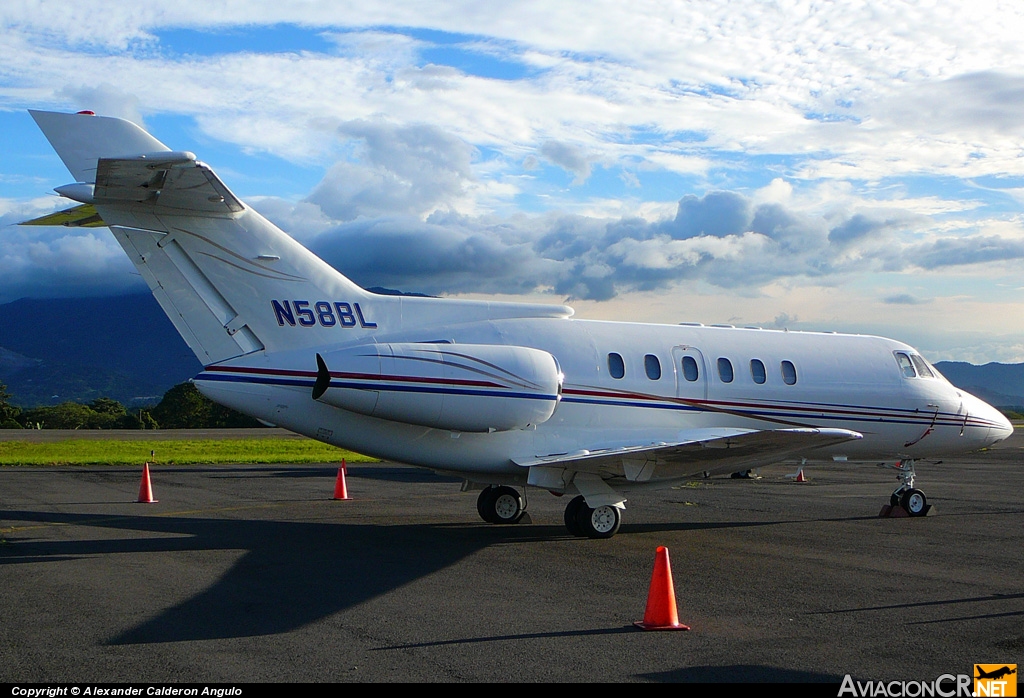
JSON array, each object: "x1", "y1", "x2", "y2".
[
  {"x1": 19, "y1": 204, "x2": 105, "y2": 228},
  {"x1": 515, "y1": 427, "x2": 863, "y2": 480},
  {"x1": 92, "y1": 156, "x2": 244, "y2": 214}
]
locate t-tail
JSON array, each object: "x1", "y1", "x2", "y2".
[
  {"x1": 24, "y1": 111, "x2": 572, "y2": 370},
  {"x1": 23, "y1": 110, "x2": 388, "y2": 365}
]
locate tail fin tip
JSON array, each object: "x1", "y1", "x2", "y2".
[{"x1": 29, "y1": 109, "x2": 170, "y2": 184}]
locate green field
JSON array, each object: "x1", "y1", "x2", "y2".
[{"x1": 0, "y1": 439, "x2": 376, "y2": 466}]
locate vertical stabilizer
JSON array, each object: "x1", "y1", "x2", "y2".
[{"x1": 29, "y1": 110, "x2": 376, "y2": 366}]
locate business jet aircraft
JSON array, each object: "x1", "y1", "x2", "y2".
[{"x1": 22, "y1": 110, "x2": 1014, "y2": 538}]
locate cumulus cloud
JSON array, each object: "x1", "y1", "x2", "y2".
[
  {"x1": 0, "y1": 205, "x2": 143, "y2": 303},
  {"x1": 5, "y1": 175, "x2": 1018, "y2": 309},
  {"x1": 250, "y1": 186, "x2": 1019, "y2": 302},
  {"x1": 663, "y1": 192, "x2": 751, "y2": 239},
  {"x1": 828, "y1": 212, "x2": 914, "y2": 247},
  {"x1": 766, "y1": 313, "x2": 798, "y2": 329},
  {"x1": 539, "y1": 141, "x2": 593, "y2": 184},
  {"x1": 306, "y1": 120, "x2": 476, "y2": 220},
  {"x1": 750, "y1": 203, "x2": 828, "y2": 253},
  {"x1": 307, "y1": 214, "x2": 555, "y2": 294}
]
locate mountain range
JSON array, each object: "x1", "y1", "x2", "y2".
[
  {"x1": 0, "y1": 295, "x2": 201, "y2": 407},
  {"x1": 2, "y1": 294, "x2": 1023, "y2": 409}
]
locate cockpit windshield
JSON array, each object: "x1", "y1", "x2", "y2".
[
  {"x1": 894, "y1": 351, "x2": 943, "y2": 380},
  {"x1": 909, "y1": 354, "x2": 934, "y2": 378}
]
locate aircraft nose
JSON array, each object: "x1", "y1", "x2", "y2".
[
  {"x1": 990, "y1": 408, "x2": 1014, "y2": 445},
  {"x1": 967, "y1": 394, "x2": 1013, "y2": 446}
]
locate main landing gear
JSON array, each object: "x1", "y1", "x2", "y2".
[
  {"x1": 886, "y1": 459, "x2": 930, "y2": 517},
  {"x1": 474, "y1": 487, "x2": 623, "y2": 538},
  {"x1": 476, "y1": 485, "x2": 526, "y2": 524},
  {"x1": 563, "y1": 495, "x2": 621, "y2": 539}
]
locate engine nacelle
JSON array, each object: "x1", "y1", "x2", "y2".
[{"x1": 313, "y1": 343, "x2": 562, "y2": 432}]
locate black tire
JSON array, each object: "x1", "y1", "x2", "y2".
[
  {"x1": 900, "y1": 488, "x2": 927, "y2": 517},
  {"x1": 576, "y1": 502, "x2": 621, "y2": 539},
  {"x1": 564, "y1": 495, "x2": 586, "y2": 536},
  {"x1": 890, "y1": 491, "x2": 901, "y2": 507},
  {"x1": 477, "y1": 487, "x2": 498, "y2": 523},
  {"x1": 490, "y1": 486, "x2": 525, "y2": 524}
]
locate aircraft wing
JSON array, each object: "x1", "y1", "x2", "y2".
[{"x1": 513, "y1": 427, "x2": 863, "y2": 481}]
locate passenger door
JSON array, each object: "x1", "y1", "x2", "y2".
[{"x1": 672, "y1": 345, "x2": 708, "y2": 403}]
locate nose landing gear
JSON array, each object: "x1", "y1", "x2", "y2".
[
  {"x1": 899, "y1": 488, "x2": 928, "y2": 516},
  {"x1": 884, "y1": 459, "x2": 932, "y2": 517}
]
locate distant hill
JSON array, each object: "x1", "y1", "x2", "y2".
[
  {"x1": 933, "y1": 361, "x2": 1024, "y2": 408},
  {"x1": 2, "y1": 294, "x2": 1023, "y2": 409},
  {"x1": 0, "y1": 295, "x2": 201, "y2": 407}
]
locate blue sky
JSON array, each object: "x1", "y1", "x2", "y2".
[{"x1": 4, "y1": 2, "x2": 1024, "y2": 362}]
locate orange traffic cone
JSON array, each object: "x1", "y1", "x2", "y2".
[
  {"x1": 795, "y1": 468, "x2": 807, "y2": 483},
  {"x1": 634, "y1": 546, "x2": 690, "y2": 630},
  {"x1": 137, "y1": 462, "x2": 158, "y2": 503},
  {"x1": 333, "y1": 459, "x2": 350, "y2": 500}
]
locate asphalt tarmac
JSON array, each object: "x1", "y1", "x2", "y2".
[{"x1": 1, "y1": 432, "x2": 1022, "y2": 683}]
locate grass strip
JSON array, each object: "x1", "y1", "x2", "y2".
[{"x1": 0, "y1": 439, "x2": 376, "y2": 466}]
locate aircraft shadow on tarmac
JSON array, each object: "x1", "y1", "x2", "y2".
[
  {"x1": 0, "y1": 507, "x2": 809, "y2": 645},
  {"x1": 1, "y1": 508, "x2": 509, "y2": 644}
]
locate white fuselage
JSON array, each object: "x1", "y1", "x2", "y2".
[{"x1": 196, "y1": 311, "x2": 1012, "y2": 486}]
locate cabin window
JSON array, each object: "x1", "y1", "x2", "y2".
[
  {"x1": 608, "y1": 352, "x2": 625, "y2": 379},
  {"x1": 894, "y1": 352, "x2": 916, "y2": 378},
  {"x1": 750, "y1": 359, "x2": 766, "y2": 384},
  {"x1": 909, "y1": 354, "x2": 934, "y2": 378},
  {"x1": 717, "y1": 357, "x2": 734, "y2": 383},
  {"x1": 644, "y1": 354, "x2": 662, "y2": 380},
  {"x1": 781, "y1": 360, "x2": 797, "y2": 385},
  {"x1": 682, "y1": 356, "x2": 699, "y2": 382}
]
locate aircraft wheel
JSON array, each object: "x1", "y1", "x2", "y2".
[
  {"x1": 900, "y1": 488, "x2": 927, "y2": 517},
  {"x1": 890, "y1": 491, "x2": 902, "y2": 507},
  {"x1": 576, "y1": 503, "x2": 621, "y2": 539},
  {"x1": 490, "y1": 486, "x2": 525, "y2": 524},
  {"x1": 564, "y1": 495, "x2": 586, "y2": 536},
  {"x1": 478, "y1": 486, "x2": 524, "y2": 524},
  {"x1": 477, "y1": 487, "x2": 499, "y2": 523}
]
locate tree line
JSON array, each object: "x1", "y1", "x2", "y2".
[{"x1": 0, "y1": 382, "x2": 263, "y2": 429}]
